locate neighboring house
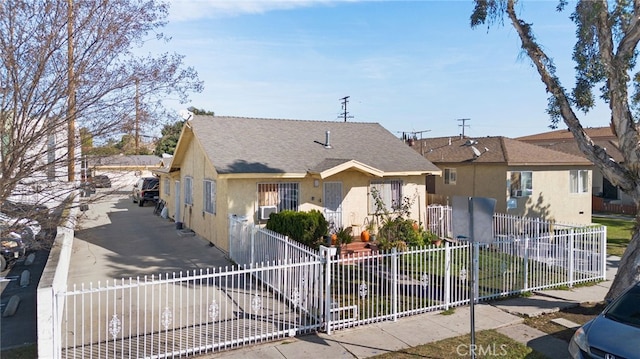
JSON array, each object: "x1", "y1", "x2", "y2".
[
  {"x1": 156, "y1": 116, "x2": 441, "y2": 252},
  {"x1": 516, "y1": 127, "x2": 635, "y2": 212},
  {"x1": 85, "y1": 154, "x2": 162, "y2": 192},
  {"x1": 414, "y1": 136, "x2": 593, "y2": 225}
]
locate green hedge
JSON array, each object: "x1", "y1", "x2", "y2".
[{"x1": 266, "y1": 210, "x2": 328, "y2": 249}]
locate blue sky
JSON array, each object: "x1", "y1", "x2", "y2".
[{"x1": 154, "y1": 0, "x2": 610, "y2": 139}]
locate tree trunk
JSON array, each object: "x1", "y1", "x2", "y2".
[{"x1": 605, "y1": 216, "x2": 640, "y2": 301}]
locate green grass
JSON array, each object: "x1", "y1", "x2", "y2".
[{"x1": 592, "y1": 216, "x2": 635, "y2": 257}]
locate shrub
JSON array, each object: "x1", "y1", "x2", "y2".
[{"x1": 266, "y1": 210, "x2": 328, "y2": 249}]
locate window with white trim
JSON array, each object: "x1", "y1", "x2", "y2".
[
  {"x1": 369, "y1": 179, "x2": 403, "y2": 213},
  {"x1": 184, "y1": 176, "x2": 193, "y2": 205},
  {"x1": 444, "y1": 168, "x2": 457, "y2": 185},
  {"x1": 258, "y1": 182, "x2": 299, "y2": 212},
  {"x1": 163, "y1": 178, "x2": 170, "y2": 195},
  {"x1": 204, "y1": 179, "x2": 216, "y2": 214},
  {"x1": 570, "y1": 170, "x2": 589, "y2": 194},
  {"x1": 509, "y1": 171, "x2": 532, "y2": 197}
]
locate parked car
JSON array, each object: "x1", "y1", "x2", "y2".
[
  {"x1": 0, "y1": 234, "x2": 25, "y2": 271},
  {"x1": 0, "y1": 211, "x2": 38, "y2": 271},
  {"x1": 132, "y1": 177, "x2": 159, "y2": 207},
  {"x1": 92, "y1": 174, "x2": 112, "y2": 188},
  {"x1": 569, "y1": 281, "x2": 640, "y2": 359}
]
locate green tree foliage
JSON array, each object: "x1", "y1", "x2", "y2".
[
  {"x1": 187, "y1": 106, "x2": 215, "y2": 116},
  {"x1": 155, "y1": 121, "x2": 184, "y2": 156},
  {"x1": 470, "y1": 0, "x2": 640, "y2": 300}
]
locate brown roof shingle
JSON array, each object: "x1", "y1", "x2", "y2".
[
  {"x1": 186, "y1": 116, "x2": 441, "y2": 175},
  {"x1": 415, "y1": 136, "x2": 591, "y2": 166},
  {"x1": 516, "y1": 126, "x2": 623, "y2": 162}
]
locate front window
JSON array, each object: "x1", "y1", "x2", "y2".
[
  {"x1": 369, "y1": 179, "x2": 403, "y2": 213},
  {"x1": 258, "y1": 182, "x2": 299, "y2": 212},
  {"x1": 444, "y1": 168, "x2": 457, "y2": 185},
  {"x1": 204, "y1": 179, "x2": 216, "y2": 214},
  {"x1": 510, "y1": 171, "x2": 532, "y2": 197},
  {"x1": 570, "y1": 170, "x2": 589, "y2": 194},
  {"x1": 184, "y1": 176, "x2": 193, "y2": 205}
]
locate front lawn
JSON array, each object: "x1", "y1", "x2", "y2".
[{"x1": 592, "y1": 216, "x2": 635, "y2": 257}]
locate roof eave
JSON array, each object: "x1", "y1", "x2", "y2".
[{"x1": 309, "y1": 160, "x2": 385, "y2": 179}]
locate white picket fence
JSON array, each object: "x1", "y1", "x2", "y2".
[{"x1": 53, "y1": 212, "x2": 606, "y2": 358}]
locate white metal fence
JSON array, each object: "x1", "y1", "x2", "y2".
[
  {"x1": 57, "y1": 263, "x2": 324, "y2": 358},
  {"x1": 52, "y1": 212, "x2": 606, "y2": 358}
]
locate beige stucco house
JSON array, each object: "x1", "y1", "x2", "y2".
[
  {"x1": 415, "y1": 136, "x2": 593, "y2": 225},
  {"x1": 156, "y1": 115, "x2": 441, "y2": 252},
  {"x1": 516, "y1": 127, "x2": 635, "y2": 213}
]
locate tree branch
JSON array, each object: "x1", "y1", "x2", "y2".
[{"x1": 505, "y1": 0, "x2": 633, "y2": 193}]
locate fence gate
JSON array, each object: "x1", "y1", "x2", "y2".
[{"x1": 56, "y1": 260, "x2": 325, "y2": 358}]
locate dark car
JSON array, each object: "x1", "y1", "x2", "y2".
[
  {"x1": 569, "y1": 281, "x2": 640, "y2": 358},
  {"x1": 92, "y1": 174, "x2": 112, "y2": 188},
  {"x1": 132, "y1": 177, "x2": 159, "y2": 207}
]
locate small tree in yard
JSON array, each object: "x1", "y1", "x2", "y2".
[
  {"x1": 370, "y1": 187, "x2": 435, "y2": 250},
  {"x1": 471, "y1": 0, "x2": 640, "y2": 300}
]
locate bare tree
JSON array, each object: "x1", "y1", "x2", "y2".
[
  {"x1": 0, "y1": 1, "x2": 202, "y2": 213},
  {"x1": 471, "y1": 0, "x2": 639, "y2": 300}
]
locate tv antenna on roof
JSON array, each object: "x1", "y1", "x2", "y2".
[
  {"x1": 457, "y1": 118, "x2": 470, "y2": 137},
  {"x1": 339, "y1": 96, "x2": 354, "y2": 122}
]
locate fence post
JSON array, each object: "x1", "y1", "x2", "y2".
[
  {"x1": 392, "y1": 248, "x2": 398, "y2": 322},
  {"x1": 601, "y1": 226, "x2": 607, "y2": 280},
  {"x1": 444, "y1": 242, "x2": 451, "y2": 310},
  {"x1": 568, "y1": 228, "x2": 575, "y2": 287},
  {"x1": 250, "y1": 225, "x2": 256, "y2": 266},
  {"x1": 320, "y1": 246, "x2": 334, "y2": 335},
  {"x1": 523, "y1": 236, "x2": 529, "y2": 292}
]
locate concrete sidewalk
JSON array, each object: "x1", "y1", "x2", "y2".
[{"x1": 203, "y1": 257, "x2": 619, "y2": 359}]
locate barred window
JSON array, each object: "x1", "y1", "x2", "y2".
[{"x1": 258, "y1": 182, "x2": 299, "y2": 212}]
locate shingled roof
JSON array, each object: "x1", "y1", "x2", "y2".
[
  {"x1": 181, "y1": 116, "x2": 441, "y2": 177},
  {"x1": 516, "y1": 126, "x2": 623, "y2": 162},
  {"x1": 415, "y1": 136, "x2": 591, "y2": 166}
]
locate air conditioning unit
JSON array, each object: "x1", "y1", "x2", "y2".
[
  {"x1": 514, "y1": 190, "x2": 523, "y2": 197},
  {"x1": 259, "y1": 206, "x2": 278, "y2": 220}
]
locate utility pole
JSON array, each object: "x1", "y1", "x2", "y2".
[
  {"x1": 457, "y1": 118, "x2": 470, "y2": 137},
  {"x1": 67, "y1": 0, "x2": 76, "y2": 182},
  {"x1": 135, "y1": 78, "x2": 140, "y2": 155},
  {"x1": 339, "y1": 96, "x2": 354, "y2": 122}
]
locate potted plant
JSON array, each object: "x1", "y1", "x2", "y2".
[{"x1": 360, "y1": 217, "x2": 376, "y2": 243}]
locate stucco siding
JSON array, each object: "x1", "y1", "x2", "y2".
[
  {"x1": 431, "y1": 163, "x2": 592, "y2": 225},
  {"x1": 507, "y1": 166, "x2": 592, "y2": 225}
]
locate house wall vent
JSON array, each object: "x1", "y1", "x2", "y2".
[{"x1": 259, "y1": 205, "x2": 278, "y2": 220}]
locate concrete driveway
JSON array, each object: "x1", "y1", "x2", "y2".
[{"x1": 68, "y1": 193, "x2": 232, "y2": 286}]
